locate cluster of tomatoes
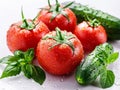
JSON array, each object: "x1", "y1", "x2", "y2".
[{"x1": 6, "y1": 0, "x2": 107, "y2": 75}]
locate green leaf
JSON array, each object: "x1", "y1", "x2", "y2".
[
  {"x1": 107, "y1": 52, "x2": 119, "y2": 64},
  {"x1": 24, "y1": 48, "x2": 34, "y2": 62},
  {"x1": 103, "y1": 43, "x2": 113, "y2": 55},
  {"x1": 22, "y1": 64, "x2": 33, "y2": 79},
  {"x1": 0, "y1": 55, "x2": 12, "y2": 64},
  {"x1": 0, "y1": 62, "x2": 21, "y2": 79},
  {"x1": 0, "y1": 48, "x2": 46, "y2": 85},
  {"x1": 14, "y1": 50, "x2": 24, "y2": 59},
  {"x1": 100, "y1": 70, "x2": 115, "y2": 88},
  {"x1": 0, "y1": 55, "x2": 18, "y2": 64},
  {"x1": 31, "y1": 65, "x2": 46, "y2": 85}
]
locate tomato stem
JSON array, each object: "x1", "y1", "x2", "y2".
[
  {"x1": 56, "y1": 4, "x2": 60, "y2": 12},
  {"x1": 55, "y1": 0, "x2": 60, "y2": 12},
  {"x1": 20, "y1": 8, "x2": 35, "y2": 30},
  {"x1": 48, "y1": 0, "x2": 51, "y2": 8},
  {"x1": 56, "y1": 0, "x2": 59, "y2": 4},
  {"x1": 21, "y1": 8, "x2": 29, "y2": 27},
  {"x1": 56, "y1": 28, "x2": 64, "y2": 40},
  {"x1": 47, "y1": 0, "x2": 71, "y2": 22}
]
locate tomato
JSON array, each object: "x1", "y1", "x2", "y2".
[
  {"x1": 7, "y1": 20, "x2": 49, "y2": 53},
  {"x1": 35, "y1": 0, "x2": 76, "y2": 32},
  {"x1": 36, "y1": 28, "x2": 84, "y2": 75},
  {"x1": 74, "y1": 21, "x2": 107, "y2": 53}
]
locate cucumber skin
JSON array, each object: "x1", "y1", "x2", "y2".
[{"x1": 62, "y1": 2, "x2": 120, "y2": 40}]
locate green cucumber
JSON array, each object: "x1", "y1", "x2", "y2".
[
  {"x1": 62, "y1": 2, "x2": 120, "y2": 40},
  {"x1": 75, "y1": 43, "x2": 119, "y2": 88}
]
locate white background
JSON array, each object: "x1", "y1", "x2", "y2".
[{"x1": 0, "y1": 0, "x2": 120, "y2": 90}]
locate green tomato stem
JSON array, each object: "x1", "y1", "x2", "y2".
[
  {"x1": 56, "y1": 27, "x2": 64, "y2": 40},
  {"x1": 48, "y1": 0, "x2": 51, "y2": 8},
  {"x1": 21, "y1": 8, "x2": 29, "y2": 27}
]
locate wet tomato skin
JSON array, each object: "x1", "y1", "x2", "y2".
[
  {"x1": 7, "y1": 20, "x2": 50, "y2": 53},
  {"x1": 36, "y1": 31, "x2": 84, "y2": 75},
  {"x1": 74, "y1": 21, "x2": 107, "y2": 53},
  {"x1": 35, "y1": 8, "x2": 77, "y2": 32}
]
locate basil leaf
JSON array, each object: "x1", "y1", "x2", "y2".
[
  {"x1": 24, "y1": 48, "x2": 34, "y2": 62},
  {"x1": 0, "y1": 55, "x2": 12, "y2": 64},
  {"x1": 22, "y1": 64, "x2": 33, "y2": 79},
  {"x1": 0, "y1": 62, "x2": 21, "y2": 78},
  {"x1": 103, "y1": 43, "x2": 113, "y2": 55},
  {"x1": 0, "y1": 55, "x2": 18, "y2": 64},
  {"x1": 100, "y1": 70, "x2": 115, "y2": 88},
  {"x1": 107, "y1": 52, "x2": 119, "y2": 64},
  {"x1": 14, "y1": 50, "x2": 24, "y2": 59},
  {"x1": 32, "y1": 65, "x2": 46, "y2": 85},
  {"x1": 0, "y1": 48, "x2": 46, "y2": 85}
]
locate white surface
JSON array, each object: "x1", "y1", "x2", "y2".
[{"x1": 0, "y1": 0, "x2": 120, "y2": 90}]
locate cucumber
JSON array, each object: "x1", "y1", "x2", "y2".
[
  {"x1": 62, "y1": 2, "x2": 120, "y2": 40},
  {"x1": 75, "y1": 43, "x2": 119, "y2": 88}
]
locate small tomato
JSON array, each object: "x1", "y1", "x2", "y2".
[
  {"x1": 35, "y1": 0, "x2": 76, "y2": 32},
  {"x1": 7, "y1": 10, "x2": 49, "y2": 53},
  {"x1": 74, "y1": 21, "x2": 107, "y2": 53}
]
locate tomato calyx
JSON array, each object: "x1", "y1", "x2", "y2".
[
  {"x1": 43, "y1": 27, "x2": 75, "y2": 52},
  {"x1": 20, "y1": 9, "x2": 35, "y2": 30},
  {"x1": 85, "y1": 15, "x2": 101, "y2": 27},
  {"x1": 88, "y1": 19, "x2": 101, "y2": 27},
  {"x1": 45, "y1": 0, "x2": 73, "y2": 22}
]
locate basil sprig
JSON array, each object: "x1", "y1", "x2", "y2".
[
  {"x1": 0, "y1": 48, "x2": 46, "y2": 85},
  {"x1": 75, "y1": 43, "x2": 119, "y2": 88}
]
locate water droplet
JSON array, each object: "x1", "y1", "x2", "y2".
[
  {"x1": 60, "y1": 76, "x2": 65, "y2": 82},
  {"x1": 1, "y1": 88, "x2": 5, "y2": 90},
  {"x1": 41, "y1": 84, "x2": 45, "y2": 89},
  {"x1": 53, "y1": 84, "x2": 58, "y2": 88},
  {"x1": 31, "y1": 80, "x2": 35, "y2": 83},
  {"x1": 115, "y1": 77, "x2": 120, "y2": 86},
  {"x1": 60, "y1": 78, "x2": 64, "y2": 82},
  {"x1": 7, "y1": 81, "x2": 12, "y2": 85},
  {"x1": 76, "y1": 88, "x2": 81, "y2": 90},
  {"x1": 17, "y1": 80, "x2": 22, "y2": 83}
]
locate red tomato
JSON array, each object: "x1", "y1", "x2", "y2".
[
  {"x1": 74, "y1": 21, "x2": 107, "y2": 53},
  {"x1": 36, "y1": 28, "x2": 84, "y2": 75},
  {"x1": 35, "y1": 1, "x2": 77, "y2": 32},
  {"x1": 7, "y1": 20, "x2": 49, "y2": 53}
]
